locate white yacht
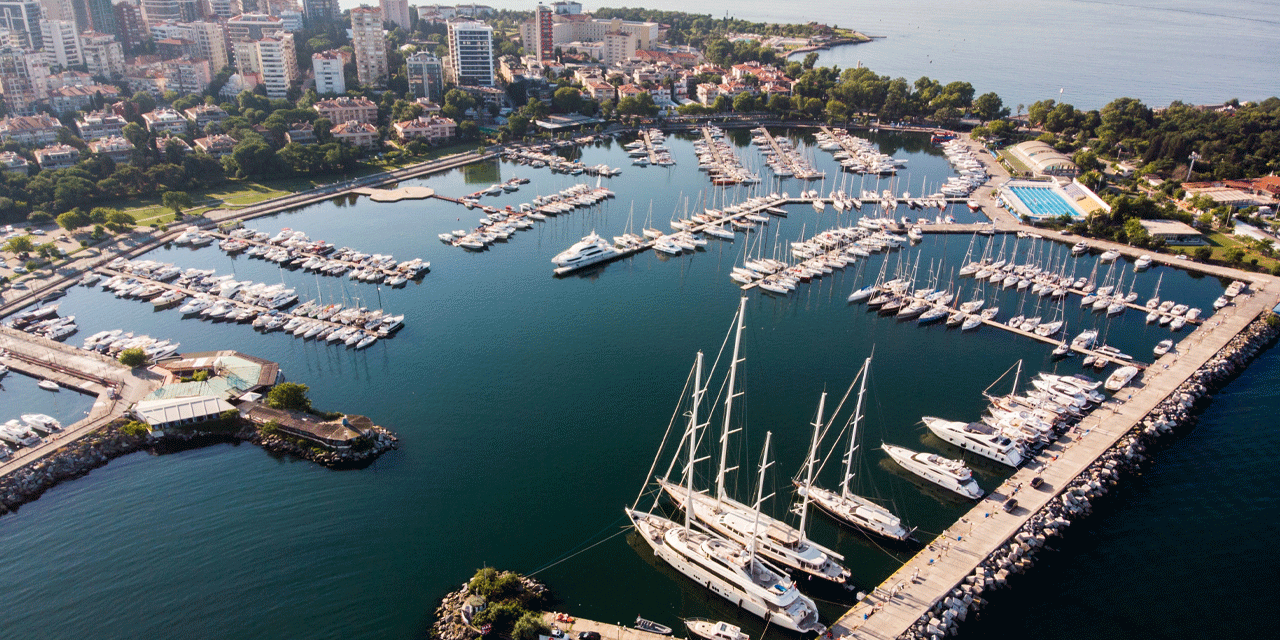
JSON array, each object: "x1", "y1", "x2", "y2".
[
  {"x1": 1105, "y1": 366, "x2": 1140, "y2": 391},
  {"x1": 1154, "y1": 339, "x2": 1174, "y2": 356},
  {"x1": 685, "y1": 619, "x2": 749, "y2": 640},
  {"x1": 1134, "y1": 255, "x2": 1153, "y2": 270},
  {"x1": 551, "y1": 233, "x2": 618, "y2": 269},
  {"x1": 923, "y1": 416, "x2": 1024, "y2": 467},
  {"x1": 882, "y1": 443, "x2": 983, "y2": 499},
  {"x1": 22, "y1": 413, "x2": 62, "y2": 434}
]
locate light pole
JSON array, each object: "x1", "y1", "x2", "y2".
[{"x1": 1187, "y1": 151, "x2": 1201, "y2": 180}]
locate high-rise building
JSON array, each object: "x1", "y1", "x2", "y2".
[
  {"x1": 186, "y1": 19, "x2": 228, "y2": 70},
  {"x1": 447, "y1": 18, "x2": 493, "y2": 87},
  {"x1": 79, "y1": 31, "x2": 126, "y2": 76},
  {"x1": 232, "y1": 30, "x2": 294, "y2": 97},
  {"x1": 301, "y1": 0, "x2": 336, "y2": 22},
  {"x1": 40, "y1": 0, "x2": 77, "y2": 24},
  {"x1": 40, "y1": 19, "x2": 82, "y2": 67},
  {"x1": 225, "y1": 11, "x2": 281, "y2": 40},
  {"x1": 378, "y1": 0, "x2": 407, "y2": 30},
  {"x1": 0, "y1": 0, "x2": 42, "y2": 49},
  {"x1": 405, "y1": 51, "x2": 442, "y2": 103},
  {"x1": 0, "y1": 43, "x2": 39, "y2": 114},
  {"x1": 112, "y1": 1, "x2": 147, "y2": 51},
  {"x1": 350, "y1": 5, "x2": 386, "y2": 88},
  {"x1": 533, "y1": 2, "x2": 552, "y2": 62},
  {"x1": 86, "y1": 0, "x2": 117, "y2": 34},
  {"x1": 310, "y1": 48, "x2": 343, "y2": 94},
  {"x1": 205, "y1": 0, "x2": 241, "y2": 19},
  {"x1": 140, "y1": 0, "x2": 183, "y2": 27}
]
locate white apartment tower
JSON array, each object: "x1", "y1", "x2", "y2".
[
  {"x1": 378, "y1": 0, "x2": 408, "y2": 30},
  {"x1": 232, "y1": 31, "x2": 296, "y2": 98},
  {"x1": 350, "y1": 5, "x2": 387, "y2": 88},
  {"x1": 79, "y1": 31, "x2": 126, "y2": 76},
  {"x1": 447, "y1": 19, "x2": 493, "y2": 87},
  {"x1": 311, "y1": 48, "x2": 344, "y2": 95},
  {"x1": 40, "y1": 19, "x2": 82, "y2": 68},
  {"x1": 186, "y1": 20, "x2": 229, "y2": 71}
]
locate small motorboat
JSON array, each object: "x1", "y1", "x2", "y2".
[
  {"x1": 1154, "y1": 339, "x2": 1174, "y2": 357},
  {"x1": 635, "y1": 617, "x2": 673, "y2": 635},
  {"x1": 685, "y1": 619, "x2": 748, "y2": 640},
  {"x1": 38, "y1": 380, "x2": 60, "y2": 391}
]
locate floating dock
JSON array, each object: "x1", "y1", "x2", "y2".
[{"x1": 541, "y1": 613, "x2": 681, "y2": 640}]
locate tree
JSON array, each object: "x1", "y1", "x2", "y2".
[
  {"x1": 971, "y1": 92, "x2": 1008, "y2": 122},
  {"x1": 1224, "y1": 247, "x2": 1245, "y2": 264},
  {"x1": 56, "y1": 209, "x2": 91, "y2": 231},
  {"x1": 104, "y1": 210, "x2": 135, "y2": 233},
  {"x1": 162, "y1": 190, "x2": 192, "y2": 215},
  {"x1": 1193, "y1": 245, "x2": 1213, "y2": 262},
  {"x1": 130, "y1": 91, "x2": 156, "y2": 114},
  {"x1": 119, "y1": 347, "x2": 147, "y2": 367},
  {"x1": 267, "y1": 382, "x2": 311, "y2": 412},
  {"x1": 551, "y1": 86, "x2": 582, "y2": 113},
  {"x1": 3, "y1": 234, "x2": 34, "y2": 254},
  {"x1": 512, "y1": 613, "x2": 549, "y2": 640}
]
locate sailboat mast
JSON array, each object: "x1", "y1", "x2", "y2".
[
  {"x1": 799, "y1": 392, "x2": 826, "y2": 542},
  {"x1": 686, "y1": 351, "x2": 704, "y2": 531},
  {"x1": 749, "y1": 430, "x2": 772, "y2": 561},
  {"x1": 842, "y1": 356, "x2": 871, "y2": 498},
  {"x1": 716, "y1": 296, "x2": 747, "y2": 505}
]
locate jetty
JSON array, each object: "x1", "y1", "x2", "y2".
[
  {"x1": 541, "y1": 614, "x2": 679, "y2": 640},
  {"x1": 354, "y1": 186, "x2": 436, "y2": 202},
  {"x1": 832, "y1": 280, "x2": 1279, "y2": 640},
  {"x1": 751, "y1": 127, "x2": 823, "y2": 180}
]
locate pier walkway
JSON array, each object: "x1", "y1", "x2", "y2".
[
  {"x1": 204, "y1": 231, "x2": 426, "y2": 283},
  {"x1": 0, "y1": 326, "x2": 161, "y2": 479},
  {"x1": 752, "y1": 127, "x2": 823, "y2": 180},
  {"x1": 541, "y1": 613, "x2": 679, "y2": 640},
  {"x1": 832, "y1": 281, "x2": 1279, "y2": 639}
]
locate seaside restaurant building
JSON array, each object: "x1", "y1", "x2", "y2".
[{"x1": 1138, "y1": 219, "x2": 1205, "y2": 246}]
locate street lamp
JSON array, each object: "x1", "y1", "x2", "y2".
[{"x1": 1187, "y1": 151, "x2": 1201, "y2": 180}]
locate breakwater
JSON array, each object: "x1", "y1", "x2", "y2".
[{"x1": 898, "y1": 313, "x2": 1279, "y2": 640}]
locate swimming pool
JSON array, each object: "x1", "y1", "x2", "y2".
[{"x1": 1008, "y1": 185, "x2": 1082, "y2": 219}]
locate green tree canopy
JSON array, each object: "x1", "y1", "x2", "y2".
[
  {"x1": 267, "y1": 382, "x2": 311, "y2": 412},
  {"x1": 119, "y1": 347, "x2": 147, "y2": 367}
]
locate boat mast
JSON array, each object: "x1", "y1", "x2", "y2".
[
  {"x1": 842, "y1": 357, "x2": 871, "y2": 499},
  {"x1": 749, "y1": 430, "x2": 773, "y2": 562},
  {"x1": 716, "y1": 296, "x2": 747, "y2": 507},
  {"x1": 798, "y1": 392, "x2": 826, "y2": 543},
  {"x1": 686, "y1": 350, "x2": 705, "y2": 531}
]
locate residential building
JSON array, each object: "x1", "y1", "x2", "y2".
[
  {"x1": 48, "y1": 83, "x2": 121, "y2": 112},
  {"x1": 86, "y1": 0, "x2": 117, "y2": 35},
  {"x1": 0, "y1": 113, "x2": 63, "y2": 145},
  {"x1": 86, "y1": 135, "x2": 135, "y2": 164},
  {"x1": 548, "y1": 16, "x2": 658, "y2": 50},
  {"x1": 141, "y1": 107, "x2": 189, "y2": 134},
  {"x1": 140, "y1": 0, "x2": 184, "y2": 26},
  {"x1": 186, "y1": 20, "x2": 229, "y2": 71},
  {"x1": 0, "y1": 150, "x2": 30, "y2": 174},
  {"x1": 206, "y1": 0, "x2": 242, "y2": 19},
  {"x1": 40, "y1": 19, "x2": 82, "y2": 68},
  {"x1": 193, "y1": 133, "x2": 237, "y2": 157},
  {"x1": 330, "y1": 120, "x2": 376, "y2": 149},
  {"x1": 0, "y1": 44, "x2": 39, "y2": 115},
  {"x1": 379, "y1": 0, "x2": 408, "y2": 29},
  {"x1": 301, "y1": 0, "x2": 338, "y2": 22},
  {"x1": 285, "y1": 121, "x2": 314, "y2": 144},
  {"x1": 447, "y1": 18, "x2": 493, "y2": 86},
  {"x1": 79, "y1": 31, "x2": 126, "y2": 76},
  {"x1": 602, "y1": 29, "x2": 635, "y2": 65},
  {"x1": 405, "y1": 51, "x2": 443, "y2": 103},
  {"x1": 581, "y1": 79, "x2": 614, "y2": 102},
  {"x1": 350, "y1": 5, "x2": 387, "y2": 88},
  {"x1": 45, "y1": 69, "x2": 93, "y2": 91},
  {"x1": 0, "y1": 0, "x2": 41, "y2": 49},
  {"x1": 113, "y1": 0, "x2": 147, "y2": 51},
  {"x1": 311, "y1": 48, "x2": 344, "y2": 94},
  {"x1": 520, "y1": 3, "x2": 553, "y2": 62},
  {"x1": 162, "y1": 55, "x2": 212, "y2": 94},
  {"x1": 414, "y1": 98, "x2": 440, "y2": 113},
  {"x1": 393, "y1": 114, "x2": 455, "y2": 143},
  {"x1": 76, "y1": 110, "x2": 128, "y2": 140},
  {"x1": 550, "y1": 1, "x2": 580, "y2": 14},
  {"x1": 33, "y1": 143, "x2": 80, "y2": 169},
  {"x1": 276, "y1": 9, "x2": 302, "y2": 31},
  {"x1": 232, "y1": 32, "x2": 295, "y2": 97},
  {"x1": 312, "y1": 96, "x2": 377, "y2": 124},
  {"x1": 226, "y1": 11, "x2": 283, "y2": 41},
  {"x1": 184, "y1": 103, "x2": 229, "y2": 131}
]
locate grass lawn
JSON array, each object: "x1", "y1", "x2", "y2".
[
  {"x1": 998, "y1": 149, "x2": 1033, "y2": 177},
  {"x1": 1203, "y1": 230, "x2": 1279, "y2": 272}
]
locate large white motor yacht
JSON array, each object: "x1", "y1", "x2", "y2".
[
  {"x1": 551, "y1": 233, "x2": 619, "y2": 269},
  {"x1": 922, "y1": 416, "x2": 1024, "y2": 467},
  {"x1": 882, "y1": 443, "x2": 984, "y2": 499}
]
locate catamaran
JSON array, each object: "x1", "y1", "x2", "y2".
[{"x1": 793, "y1": 357, "x2": 912, "y2": 541}]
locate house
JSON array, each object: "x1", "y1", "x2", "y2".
[
  {"x1": 393, "y1": 115, "x2": 456, "y2": 143},
  {"x1": 156, "y1": 134, "x2": 192, "y2": 153},
  {"x1": 331, "y1": 121, "x2": 378, "y2": 149},
  {"x1": 1137, "y1": 219, "x2": 1205, "y2": 246},
  {"x1": 285, "y1": 122, "x2": 316, "y2": 145},
  {"x1": 76, "y1": 111, "x2": 128, "y2": 141},
  {"x1": 0, "y1": 114, "x2": 65, "y2": 146},
  {"x1": 0, "y1": 151, "x2": 30, "y2": 175},
  {"x1": 86, "y1": 136, "x2": 135, "y2": 165},
  {"x1": 47, "y1": 84, "x2": 121, "y2": 113},
  {"x1": 184, "y1": 104, "x2": 230, "y2": 133},
  {"x1": 414, "y1": 99, "x2": 443, "y2": 115},
  {"x1": 615, "y1": 84, "x2": 645, "y2": 101},
  {"x1": 695, "y1": 82, "x2": 720, "y2": 105},
  {"x1": 313, "y1": 96, "x2": 379, "y2": 125},
  {"x1": 194, "y1": 134, "x2": 238, "y2": 158},
  {"x1": 132, "y1": 396, "x2": 236, "y2": 433},
  {"x1": 582, "y1": 80, "x2": 615, "y2": 102},
  {"x1": 141, "y1": 108, "x2": 189, "y2": 135},
  {"x1": 33, "y1": 144, "x2": 81, "y2": 170}
]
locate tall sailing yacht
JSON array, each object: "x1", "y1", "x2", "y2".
[
  {"x1": 657, "y1": 298, "x2": 850, "y2": 584},
  {"x1": 793, "y1": 357, "x2": 913, "y2": 542},
  {"x1": 626, "y1": 352, "x2": 827, "y2": 635}
]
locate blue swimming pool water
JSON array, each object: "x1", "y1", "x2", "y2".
[{"x1": 1009, "y1": 186, "x2": 1081, "y2": 218}]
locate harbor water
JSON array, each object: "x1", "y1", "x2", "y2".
[{"x1": 0, "y1": 130, "x2": 1271, "y2": 640}]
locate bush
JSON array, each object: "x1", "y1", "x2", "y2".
[
  {"x1": 472, "y1": 602, "x2": 526, "y2": 635},
  {"x1": 267, "y1": 382, "x2": 311, "y2": 411},
  {"x1": 119, "y1": 421, "x2": 151, "y2": 437},
  {"x1": 512, "y1": 612, "x2": 549, "y2": 640},
  {"x1": 1193, "y1": 246, "x2": 1213, "y2": 262},
  {"x1": 118, "y1": 347, "x2": 147, "y2": 367},
  {"x1": 192, "y1": 369, "x2": 209, "y2": 382},
  {"x1": 260, "y1": 420, "x2": 281, "y2": 436},
  {"x1": 469, "y1": 568, "x2": 524, "y2": 601}
]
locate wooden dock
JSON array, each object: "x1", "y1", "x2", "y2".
[
  {"x1": 541, "y1": 613, "x2": 682, "y2": 640},
  {"x1": 752, "y1": 126, "x2": 823, "y2": 180},
  {"x1": 832, "y1": 282, "x2": 1279, "y2": 639}
]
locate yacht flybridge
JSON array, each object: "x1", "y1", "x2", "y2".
[
  {"x1": 793, "y1": 356, "x2": 913, "y2": 542},
  {"x1": 881, "y1": 443, "x2": 984, "y2": 499},
  {"x1": 551, "y1": 232, "x2": 618, "y2": 269},
  {"x1": 626, "y1": 336, "x2": 825, "y2": 634},
  {"x1": 656, "y1": 298, "x2": 850, "y2": 584},
  {"x1": 922, "y1": 416, "x2": 1024, "y2": 467}
]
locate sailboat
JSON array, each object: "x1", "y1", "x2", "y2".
[
  {"x1": 626, "y1": 348, "x2": 826, "y2": 634},
  {"x1": 658, "y1": 298, "x2": 850, "y2": 584},
  {"x1": 793, "y1": 357, "x2": 912, "y2": 541}
]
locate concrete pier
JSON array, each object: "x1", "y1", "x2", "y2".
[{"x1": 541, "y1": 613, "x2": 679, "y2": 640}]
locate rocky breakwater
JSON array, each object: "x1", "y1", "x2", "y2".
[
  {"x1": 898, "y1": 313, "x2": 1280, "y2": 640},
  {"x1": 0, "y1": 421, "x2": 153, "y2": 516},
  {"x1": 431, "y1": 571, "x2": 550, "y2": 640},
  {"x1": 248, "y1": 424, "x2": 398, "y2": 468}
]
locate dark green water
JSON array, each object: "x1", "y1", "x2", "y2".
[{"x1": 0, "y1": 131, "x2": 1261, "y2": 640}]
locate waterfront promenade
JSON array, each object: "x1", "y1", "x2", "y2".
[{"x1": 833, "y1": 277, "x2": 1279, "y2": 639}]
